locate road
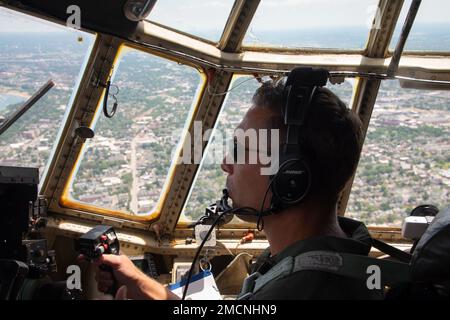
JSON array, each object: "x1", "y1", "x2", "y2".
[{"x1": 130, "y1": 136, "x2": 139, "y2": 214}]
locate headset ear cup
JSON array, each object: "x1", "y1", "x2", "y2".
[{"x1": 271, "y1": 158, "x2": 311, "y2": 206}]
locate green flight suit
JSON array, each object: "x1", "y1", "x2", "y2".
[{"x1": 241, "y1": 217, "x2": 384, "y2": 300}]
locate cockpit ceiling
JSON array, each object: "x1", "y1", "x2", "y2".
[
  {"x1": 2, "y1": 1, "x2": 448, "y2": 53},
  {"x1": 2, "y1": 0, "x2": 450, "y2": 83}
]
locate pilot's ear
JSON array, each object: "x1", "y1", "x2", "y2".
[{"x1": 115, "y1": 285, "x2": 128, "y2": 300}]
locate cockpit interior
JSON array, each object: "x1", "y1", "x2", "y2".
[{"x1": 0, "y1": 0, "x2": 449, "y2": 300}]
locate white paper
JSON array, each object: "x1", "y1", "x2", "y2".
[{"x1": 168, "y1": 270, "x2": 222, "y2": 300}]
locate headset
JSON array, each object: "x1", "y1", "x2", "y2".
[{"x1": 270, "y1": 67, "x2": 329, "y2": 212}]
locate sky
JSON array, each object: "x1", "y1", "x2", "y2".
[{"x1": 0, "y1": 0, "x2": 449, "y2": 34}]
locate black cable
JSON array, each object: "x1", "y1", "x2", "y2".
[
  {"x1": 257, "y1": 176, "x2": 276, "y2": 231},
  {"x1": 181, "y1": 206, "x2": 266, "y2": 300},
  {"x1": 103, "y1": 80, "x2": 118, "y2": 118},
  {"x1": 181, "y1": 183, "x2": 277, "y2": 299},
  {"x1": 181, "y1": 208, "x2": 233, "y2": 300}
]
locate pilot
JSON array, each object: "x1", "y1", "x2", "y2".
[{"x1": 90, "y1": 75, "x2": 383, "y2": 300}]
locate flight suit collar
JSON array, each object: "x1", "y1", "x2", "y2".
[{"x1": 253, "y1": 216, "x2": 372, "y2": 274}]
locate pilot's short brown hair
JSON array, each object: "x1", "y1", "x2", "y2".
[{"x1": 252, "y1": 80, "x2": 363, "y2": 202}]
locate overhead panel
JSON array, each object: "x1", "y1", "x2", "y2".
[{"x1": 1, "y1": 0, "x2": 138, "y2": 38}]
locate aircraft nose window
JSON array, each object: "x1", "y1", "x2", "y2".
[
  {"x1": 243, "y1": 0, "x2": 379, "y2": 50},
  {"x1": 0, "y1": 7, "x2": 94, "y2": 179},
  {"x1": 146, "y1": 0, "x2": 235, "y2": 42},
  {"x1": 389, "y1": 0, "x2": 450, "y2": 52},
  {"x1": 68, "y1": 48, "x2": 202, "y2": 216},
  {"x1": 347, "y1": 80, "x2": 450, "y2": 227}
]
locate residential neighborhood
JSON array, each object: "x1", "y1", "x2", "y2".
[{"x1": 1, "y1": 34, "x2": 448, "y2": 227}]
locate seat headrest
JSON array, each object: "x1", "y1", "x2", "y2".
[{"x1": 411, "y1": 205, "x2": 450, "y2": 283}]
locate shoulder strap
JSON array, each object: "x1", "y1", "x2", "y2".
[
  {"x1": 238, "y1": 250, "x2": 411, "y2": 300},
  {"x1": 295, "y1": 251, "x2": 411, "y2": 285},
  {"x1": 371, "y1": 238, "x2": 412, "y2": 263}
]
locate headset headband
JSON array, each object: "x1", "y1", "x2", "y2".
[{"x1": 282, "y1": 67, "x2": 329, "y2": 152}]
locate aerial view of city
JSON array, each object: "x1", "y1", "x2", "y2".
[{"x1": 0, "y1": 10, "x2": 449, "y2": 227}]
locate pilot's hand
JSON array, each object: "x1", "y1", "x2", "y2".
[
  {"x1": 92, "y1": 254, "x2": 138, "y2": 297},
  {"x1": 90, "y1": 254, "x2": 180, "y2": 300}
]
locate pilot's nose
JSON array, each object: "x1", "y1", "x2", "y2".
[{"x1": 221, "y1": 155, "x2": 233, "y2": 175}]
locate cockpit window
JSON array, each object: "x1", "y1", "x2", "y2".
[
  {"x1": 389, "y1": 0, "x2": 450, "y2": 52},
  {"x1": 0, "y1": 7, "x2": 94, "y2": 180},
  {"x1": 180, "y1": 75, "x2": 355, "y2": 224},
  {"x1": 347, "y1": 80, "x2": 450, "y2": 227},
  {"x1": 145, "y1": 0, "x2": 235, "y2": 42},
  {"x1": 68, "y1": 47, "x2": 203, "y2": 216},
  {"x1": 243, "y1": 0, "x2": 378, "y2": 50}
]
